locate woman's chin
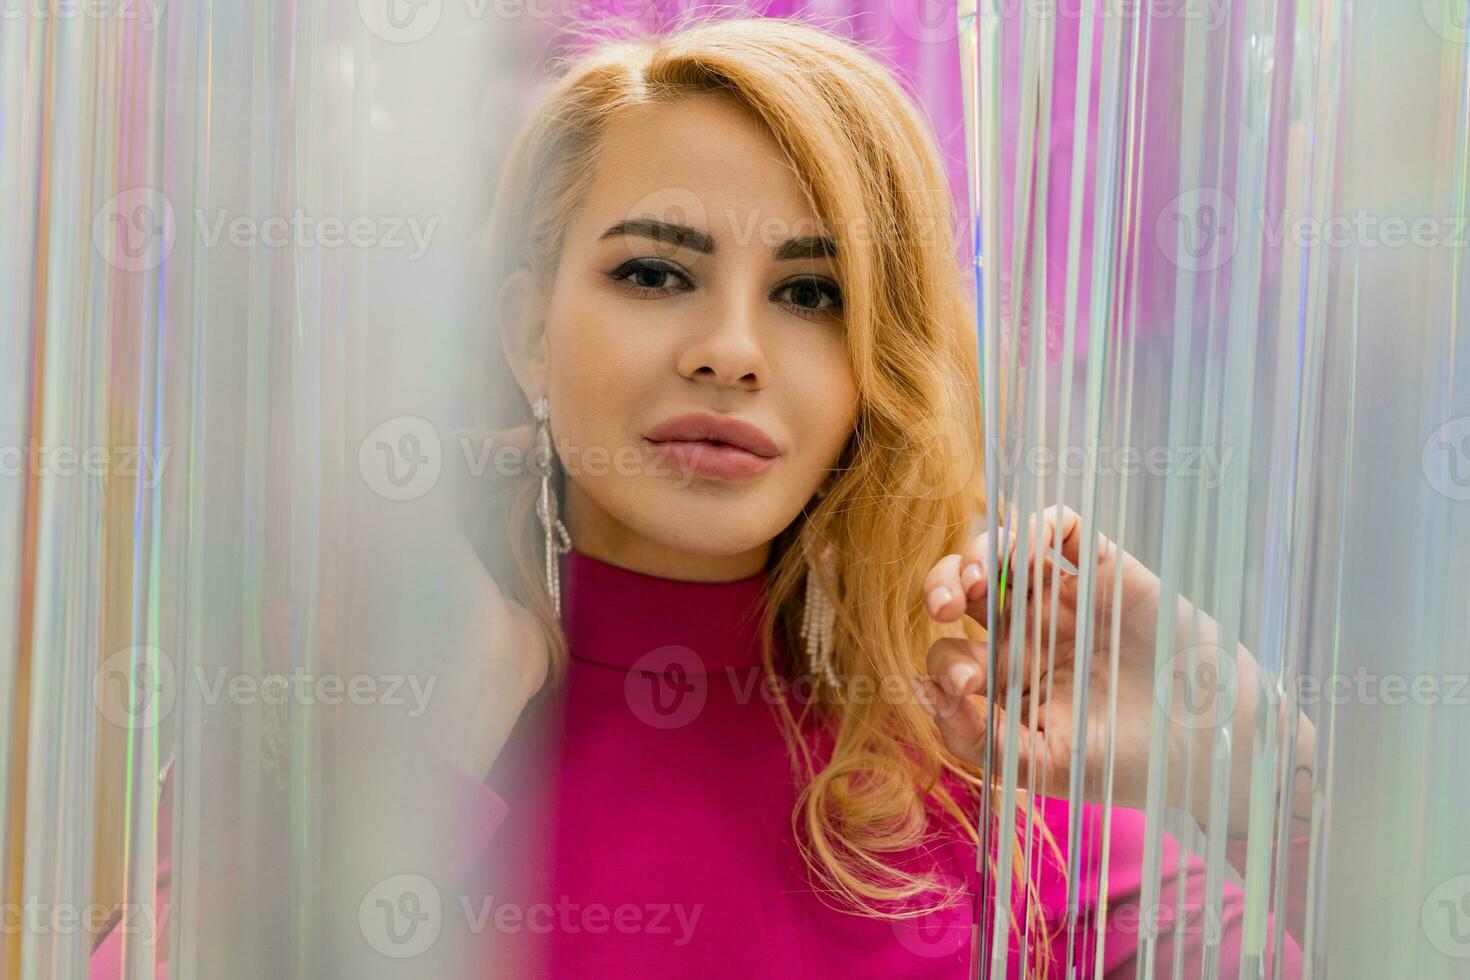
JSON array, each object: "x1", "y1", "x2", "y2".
[{"x1": 624, "y1": 505, "x2": 781, "y2": 560}]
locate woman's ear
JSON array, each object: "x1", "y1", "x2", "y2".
[{"x1": 497, "y1": 267, "x2": 548, "y2": 404}]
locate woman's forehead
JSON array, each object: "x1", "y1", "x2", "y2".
[{"x1": 577, "y1": 97, "x2": 831, "y2": 252}]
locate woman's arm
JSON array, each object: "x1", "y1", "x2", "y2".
[
  {"x1": 918, "y1": 507, "x2": 1318, "y2": 975},
  {"x1": 1096, "y1": 804, "x2": 1309, "y2": 978},
  {"x1": 1029, "y1": 798, "x2": 1309, "y2": 979}
]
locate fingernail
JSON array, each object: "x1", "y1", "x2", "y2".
[
  {"x1": 960, "y1": 563, "x2": 982, "y2": 589},
  {"x1": 951, "y1": 663, "x2": 976, "y2": 689},
  {"x1": 926, "y1": 586, "x2": 953, "y2": 614}
]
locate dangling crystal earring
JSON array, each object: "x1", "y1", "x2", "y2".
[
  {"x1": 801, "y1": 481, "x2": 840, "y2": 690},
  {"x1": 801, "y1": 542, "x2": 840, "y2": 691},
  {"x1": 533, "y1": 395, "x2": 572, "y2": 617}
]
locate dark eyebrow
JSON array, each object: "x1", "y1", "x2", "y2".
[
  {"x1": 773, "y1": 235, "x2": 837, "y2": 261},
  {"x1": 599, "y1": 218, "x2": 837, "y2": 262},
  {"x1": 600, "y1": 219, "x2": 714, "y2": 254}
]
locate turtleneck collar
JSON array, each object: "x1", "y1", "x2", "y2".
[{"x1": 559, "y1": 548, "x2": 771, "y2": 675}]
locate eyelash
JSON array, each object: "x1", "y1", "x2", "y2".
[{"x1": 606, "y1": 258, "x2": 844, "y2": 322}]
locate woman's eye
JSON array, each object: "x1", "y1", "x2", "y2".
[
  {"x1": 607, "y1": 259, "x2": 693, "y2": 296},
  {"x1": 608, "y1": 263, "x2": 841, "y2": 319},
  {"x1": 776, "y1": 277, "x2": 844, "y2": 319}
]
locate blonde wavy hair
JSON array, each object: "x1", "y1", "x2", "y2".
[{"x1": 482, "y1": 14, "x2": 1061, "y2": 976}]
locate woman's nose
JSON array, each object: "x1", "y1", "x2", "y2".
[{"x1": 677, "y1": 293, "x2": 770, "y2": 390}]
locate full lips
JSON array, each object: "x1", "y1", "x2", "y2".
[{"x1": 646, "y1": 439, "x2": 778, "y2": 480}]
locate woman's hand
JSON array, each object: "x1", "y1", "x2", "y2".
[{"x1": 912, "y1": 505, "x2": 1308, "y2": 837}]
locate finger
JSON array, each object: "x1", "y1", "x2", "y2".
[
  {"x1": 952, "y1": 508, "x2": 1086, "y2": 629},
  {"x1": 1010, "y1": 512, "x2": 1068, "y2": 583},
  {"x1": 921, "y1": 553, "x2": 967, "y2": 622},
  {"x1": 958, "y1": 528, "x2": 993, "y2": 592},
  {"x1": 1033, "y1": 504, "x2": 1109, "y2": 578},
  {"x1": 958, "y1": 525, "x2": 1013, "y2": 627},
  {"x1": 1031, "y1": 505, "x2": 1084, "y2": 574},
  {"x1": 923, "y1": 683, "x2": 1037, "y2": 776},
  {"x1": 924, "y1": 636, "x2": 989, "y2": 703},
  {"x1": 1043, "y1": 504, "x2": 1084, "y2": 568},
  {"x1": 1012, "y1": 513, "x2": 1062, "y2": 597},
  {"x1": 931, "y1": 681, "x2": 988, "y2": 758}
]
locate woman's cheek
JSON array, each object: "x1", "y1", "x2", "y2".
[{"x1": 804, "y1": 347, "x2": 860, "y2": 456}]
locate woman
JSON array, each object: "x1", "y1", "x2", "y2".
[{"x1": 92, "y1": 16, "x2": 1313, "y2": 979}]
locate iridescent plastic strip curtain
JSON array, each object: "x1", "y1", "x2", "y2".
[
  {"x1": 960, "y1": 0, "x2": 1470, "y2": 977},
  {"x1": 1, "y1": 3, "x2": 534, "y2": 978},
  {"x1": 4, "y1": 1, "x2": 1470, "y2": 978},
  {"x1": 0, "y1": 3, "x2": 975, "y2": 978}
]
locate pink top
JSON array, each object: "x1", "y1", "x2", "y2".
[{"x1": 91, "y1": 548, "x2": 1307, "y2": 978}]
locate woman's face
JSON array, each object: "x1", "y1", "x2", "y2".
[{"x1": 503, "y1": 93, "x2": 860, "y2": 581}]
